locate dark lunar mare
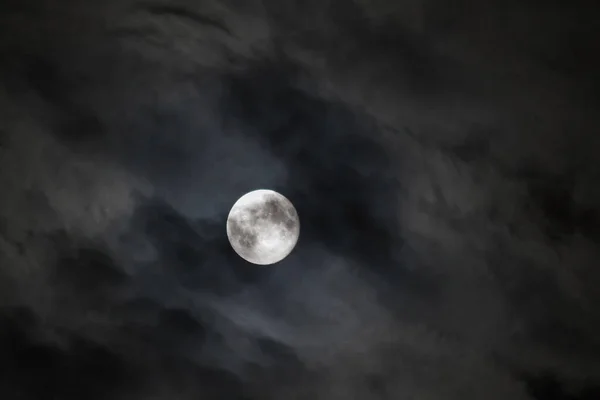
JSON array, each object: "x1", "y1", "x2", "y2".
[
  {"x1": 228, "y1": 217, "x2": 259, "y2": 252},
  {"x1": 248, "y1": 195, "x2": 299, "y2": 232}
]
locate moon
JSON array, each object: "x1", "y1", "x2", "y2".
[{"x1": 226, "y1": 189, "x2": 300, "y2": 265}]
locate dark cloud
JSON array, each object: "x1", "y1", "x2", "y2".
[{"x1": 1, "y1": 0, "x2": 600, "y2": 399}]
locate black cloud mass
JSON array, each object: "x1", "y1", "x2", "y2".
[{"x1": 1, "y1": 0, "x2": 600, "y2": 399}]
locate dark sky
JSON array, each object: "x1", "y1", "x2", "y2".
[{"x1": 1, "y1": 0, "x2": 599, "y2": 399}]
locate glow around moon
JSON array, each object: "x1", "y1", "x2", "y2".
[{"x1": 226, "y1": 189, "x2": 300, "y2": 265}]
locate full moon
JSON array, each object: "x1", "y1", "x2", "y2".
[{"x1": 226, "y1": 189, "x2": 300, "y2": 265}]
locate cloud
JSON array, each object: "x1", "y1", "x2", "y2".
[{"x1": 1, "y1": 0, "x2": 600, "y2": 399}]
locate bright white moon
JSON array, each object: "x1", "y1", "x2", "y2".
[{"x1": 226, "y1": 189, "x2": 300, "y2": 265}]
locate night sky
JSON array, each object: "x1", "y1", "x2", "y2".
[{"x1": 1, "y1": 1, "x2": 600, "y2": 399}]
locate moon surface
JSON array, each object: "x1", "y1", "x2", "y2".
[{"x1": 226, "y1": 189, "x2": 300, "y2": 265}]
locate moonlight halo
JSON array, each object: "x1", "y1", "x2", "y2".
[{"x1": 226, "y1": 189, "x2": 300, "y2": 265}]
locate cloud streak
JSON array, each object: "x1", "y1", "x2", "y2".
[{"x1": 1, "y1": 0, "x2": 599, "y2": 399}]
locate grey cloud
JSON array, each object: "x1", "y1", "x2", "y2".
[{"x1": 1, "y1": 0, "x2": 600, "y2": 399}]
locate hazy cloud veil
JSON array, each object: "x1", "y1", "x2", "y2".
[{"x1": 1, "y1": 0, "x2": 599, "y2": 399}]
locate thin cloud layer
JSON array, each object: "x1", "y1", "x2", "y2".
[{"x1": 1, "y1": 0, "x2": 599, "y2": 399}]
